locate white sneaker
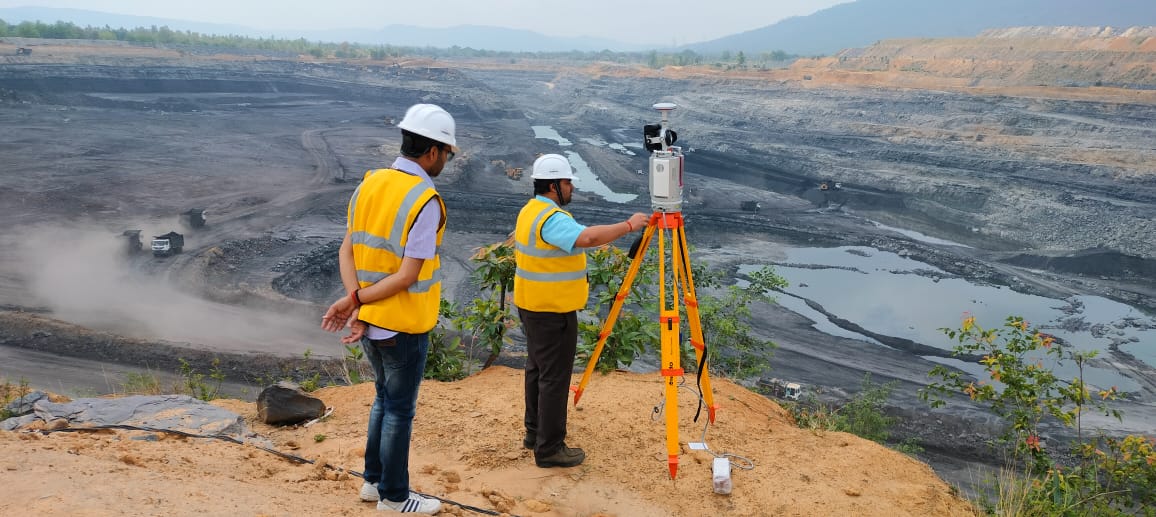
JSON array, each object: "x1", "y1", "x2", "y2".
[
  {"x1": 360, "y1": 482, "x2": 378, "y2": 502},
  {"x1": 377, "y1": 492, "x2": 442, "y2": 514}
]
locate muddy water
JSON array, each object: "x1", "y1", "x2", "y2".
[
  {"x1": 740, "y1": 246, "x2": 1156, "y2": 392},
  {"x1": 532, "y1": 125, "x2": 638, "y2": 203}
]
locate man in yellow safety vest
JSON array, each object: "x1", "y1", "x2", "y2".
[
  {"x1": 321, "y1": 103, "x2": 456, "y2": 514},
  {"x1": 513, "y1": 153, "x2": 648, "y2": 468}
]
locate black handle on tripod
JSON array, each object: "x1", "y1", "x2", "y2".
[{"x1": 628, "y1": 234, "x2": 645, "y2": 259}]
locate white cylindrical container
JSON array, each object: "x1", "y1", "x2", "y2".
[{"x1": 712, "y1": 457, "x2": 732, "y2": 495}]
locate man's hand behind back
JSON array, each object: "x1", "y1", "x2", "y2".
[{"x1": 321, "y1": 297, "x2": 364, "y2": 343}]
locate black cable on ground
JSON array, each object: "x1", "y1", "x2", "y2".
[
  {"x1": 650, "y1": 382, "x2": 757, "y2": 471},
  {"x1": 37, "y1": 425, "x2": 511, "y2": 516}
]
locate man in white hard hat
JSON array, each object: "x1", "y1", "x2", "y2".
[
  {"x1": 321, "y1": 103, "x2": 457, "y2": 514},
  {"x1": 513, "y1": 153, "x2": 649, "y2": 468}
]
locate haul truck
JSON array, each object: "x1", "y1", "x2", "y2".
[{"x1": 151, "y1": 232, "x2": 184, "y2": 257}]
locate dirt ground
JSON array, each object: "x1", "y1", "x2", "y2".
[{"x1": 0, "y1": 367, "x2": 975, "y2": 517}]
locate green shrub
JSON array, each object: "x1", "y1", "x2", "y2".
[
  {"x1": 466, "y1": 241, "x2": 517, "y2": 369},
  {"x1": 577, "y1": 245, "x2": 658, "y2": 372},
  {"x1": 920, "y1": 315, "x2": 1142, "y2": 515},
  {"x1": 836, "y1": 374, "x2": 898, "y2": 443},
  {"x1": 122, "y1": 371, "x2": 163, "y2": 395},
  {"x1": 426, "y1": 299, "x2": 468, "y2": 381},
  {"x1": 697, "y1": 265, "x2": 784, "y2": 379},
  {"x1": 0, "y1": 377, "x2": 31, "y2": 420},
  {"x1": 920, "y1": 315, "x2": 1120, "y2": 471},
  {"x1": 786, "y1": 374, "x2": 897, "y2": 444},
  {"x1": 300, "y1": 372, "x2": 322, "y2": 392},
  {"x1": 341, "y1": 344, "x2": 367, "y2": 385},
  {"x1": 177, "y1": 358, "x2": 225, "y2": 401}
]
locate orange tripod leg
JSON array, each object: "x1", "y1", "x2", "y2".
[
  {"x1": 658, "y1": 215, "x2": 683, "y2": 479},
  {"x1": 660, "y1": 305, "x2": 681, "y2": 479},
  {"x1": 572, "y1": 212, "x2": 717, "y2": 480}
]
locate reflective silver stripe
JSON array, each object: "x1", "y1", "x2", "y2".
[
  {"x1": 409, "y1": 274, "x2": 441, "y2": 293},
  {"x1": 356, "y1": 269, "x2": 388, "y2": 284},
  {"x1": 515, "y1": 242, "x2": 574, "y2": 258},
  {"x1": 350, "y1": 231, "x2": 402, "y2": 256},
  {"x1": 350, "y1": 172, "x2": 432, "y2": 255},
  {"x1": 347, "y1": 183, "x2": 363, "y2": 224},
  {"x1": 389, "y1": 182, "x2": 432, "y2": 247},
  {"x1": 525, "y1": 206, "x2": 555, "y2": 248},
  {"x1": 515, "y1": 267, "x2": 586, "y2": 282},
  {"x1": 516, "y1": 205, "x2": 580, "y2": 258},
  {"x1": 356, "y1": 268, "x2": 442, "y2": 293}
]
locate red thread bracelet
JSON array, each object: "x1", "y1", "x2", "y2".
[
  {"x1": 625, "y1": 220, "x2": 633, "y2": 231},
  {"x1": 351, "y1": 289, "x2": 362, "y2": 306}
]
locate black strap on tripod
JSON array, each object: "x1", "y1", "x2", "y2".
[
  {"x1": 673, "y1": 226, "x2": 708, "y2": 423},
  {"x1": 628, "y1": 234, "x2": 644, "y2": 259}
]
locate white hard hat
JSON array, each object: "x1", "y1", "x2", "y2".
[
  {"x1": 531, "y1": 154, "x2": 577, "y2": 180},
  {"x1": 397, "y1": 103, "x2": 457, "y2": 149}
]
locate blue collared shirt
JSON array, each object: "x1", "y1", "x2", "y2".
[{"x1": 536, "y1": 195, "x2": 587, "y2": 252}]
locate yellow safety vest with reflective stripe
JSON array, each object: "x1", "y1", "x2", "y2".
[
  {"x1": 348, "y1": 168, "x2": 445, "y2": 333},
  {"x1": 513, "y1": 198, "x2": 588, "y2": 313}
]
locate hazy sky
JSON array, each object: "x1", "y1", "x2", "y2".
[{"x1": 0, "y1": 0, "x2": 852, "y2": 45}]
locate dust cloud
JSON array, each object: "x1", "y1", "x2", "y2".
[{"x1": 9, "y1": 224, "x2": 337, "y2": 359}]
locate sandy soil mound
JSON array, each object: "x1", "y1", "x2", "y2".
[{"x1": 0, "y1": 367, "x2": 974, "y2": 516}]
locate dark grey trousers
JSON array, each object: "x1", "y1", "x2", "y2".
[{"x1": 518, "y1": 308, "x2": 578, "y2": 457}]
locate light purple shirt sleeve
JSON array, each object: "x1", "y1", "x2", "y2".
[{"x1": 404, "y1": 198, "x2": 441, "y2": 259}]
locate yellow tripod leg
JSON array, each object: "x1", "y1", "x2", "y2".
[
  {"x1": 676, "y1": 224, "x2": 718, "y2": 423},
  {"x1": 657, "y1": 219, "x2": 683, "y2": 479},
  {"x1": 660, "y1": 306, "x2": 681, "y2": 479},
  {"x1": 573, "y1": 218, "x2": 658, "y2": 406}
]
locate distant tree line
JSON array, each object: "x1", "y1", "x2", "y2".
[
  {"x1": 0, "y1": 18, "x2": 319, "y2": 53},
  {"x1": 0, "y1": 18, "x2": 797, "y2": 67}
]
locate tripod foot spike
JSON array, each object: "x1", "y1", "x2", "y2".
[
  {"x1": 709, "y1": 405, "x2": 718, "y2": 424},
  {"x1": 668, "y1": 456, "x2": 679, "y2": 479},
  {"x1": 572, "y1": 387, "x2": 584, "y2": 406}
]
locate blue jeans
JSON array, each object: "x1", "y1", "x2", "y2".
[{"x1": 361, "y1": 332, "x2": 429, "y2": 503}]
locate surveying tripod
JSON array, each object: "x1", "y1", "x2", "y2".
[{"x1": 571, "y1": 209, "x2": 717, "y2": 479}]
